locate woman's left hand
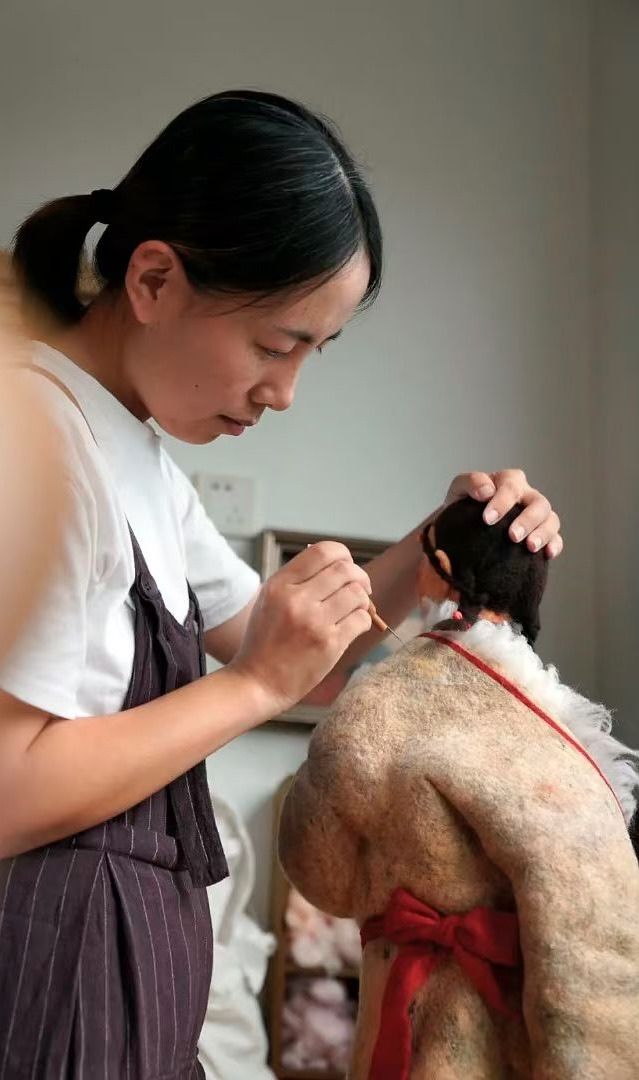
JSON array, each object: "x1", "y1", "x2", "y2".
[{"x1": 443, "y1": 469, "x2": 563, "y2": 558}]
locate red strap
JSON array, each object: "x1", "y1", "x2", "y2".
[
  {"x1": 361, "y1": 888, "x2": 520, "y2": 1080},
  {"x1": 423, "y1": 632, "x2": 623, "y2": 814}
]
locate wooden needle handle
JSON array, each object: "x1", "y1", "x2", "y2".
[{"x1": 368, "y1": 600, "x2": 389, "y2": 633}]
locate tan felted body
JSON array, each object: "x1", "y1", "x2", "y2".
[{"x1": 279, "y1": 633, "x2": 639, "y2": 1079}]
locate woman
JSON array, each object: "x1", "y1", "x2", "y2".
[{"x1": 0, "y1": 90, "x2": 561, "y2": 1078}]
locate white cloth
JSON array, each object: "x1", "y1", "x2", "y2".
[
  {"x1": 0, "y1": 343, "x2": 260, "y2": 720},
  {"x1": 200, "y1": 794, "x2": 275, "y2": 1080}
]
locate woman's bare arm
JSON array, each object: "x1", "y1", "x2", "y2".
[{"x1": 0, "y1": 540, "x2": 374, "y2": 858}]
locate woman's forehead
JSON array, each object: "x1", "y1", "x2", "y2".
[{"x1": 267, "y1": 252, "x2": 369, "y2": 331}]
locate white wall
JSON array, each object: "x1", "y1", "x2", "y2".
[
  {"x1": 1, "y1": 0, "x2": 598, "y2": 923},
  {"x1": 591, "y1": 0, "x2": 639, "y2": 745}
]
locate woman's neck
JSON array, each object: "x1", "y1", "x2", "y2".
[{"x1": 46, "y1": 296, "x2": 148, "y2": 419}]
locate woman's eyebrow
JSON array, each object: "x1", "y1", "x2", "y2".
[{"x1": 275, "y1": 327, "x2": 343, "y2": 346}]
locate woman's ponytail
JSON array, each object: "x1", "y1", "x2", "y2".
[{"x1": 12, "y1": 190, "x2": 111, "y2": 323}]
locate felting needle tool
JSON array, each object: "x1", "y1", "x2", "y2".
[{"x1": 368, "y1": 601, "x2": 406, "y2": 646}]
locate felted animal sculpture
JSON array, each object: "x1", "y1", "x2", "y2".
[{"x1": 279, "y1": 498, "x2": 639, "y2": 1079}]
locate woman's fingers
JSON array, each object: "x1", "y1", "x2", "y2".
[{"x1": 445, "y1": 469, "x2": 562, "y2": 557}]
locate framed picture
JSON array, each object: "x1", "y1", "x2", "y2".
[{"x1": 256, "y1": 529, "x2": 393, "y2": 727}]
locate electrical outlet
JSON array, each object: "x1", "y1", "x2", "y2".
[{"x1": 193, "y1": 473, "x2": 256, "y2": 537}]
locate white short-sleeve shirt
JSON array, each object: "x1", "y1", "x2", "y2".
[{"x1": 0, "y1": 343, "x2": 260, "y2": 720}]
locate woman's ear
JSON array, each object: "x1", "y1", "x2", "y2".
[{"x1": 124, "y1": 240, "x2": 190, "y2": 325}]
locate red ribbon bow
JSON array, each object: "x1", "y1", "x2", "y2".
[{"x1": 360, "y1": 888, "x2": 521, "y2": 1080}]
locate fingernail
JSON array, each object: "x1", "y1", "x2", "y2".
[
  {"x1": 529, "y1": 536, "x2": 541, "y2": 552},
  {"x1": 511, "y1": 525, "x2": 524, "y2": 541},
  {"x1": 484, "y1": 508, "x2": 498, "y2": 525},
  {"x1": 476, "y1": 484, "x2": 495, "y2": 499}
]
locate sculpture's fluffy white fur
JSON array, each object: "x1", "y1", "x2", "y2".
[{"x1": 420, "y1": 601, "x2": 639, "y2": 822}]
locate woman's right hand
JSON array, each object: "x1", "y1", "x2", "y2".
[{"x1": 228, "y1": 541, "x2": 372, "y2": 717}]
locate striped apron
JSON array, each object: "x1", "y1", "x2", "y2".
[{"x1": 0, "y1": 514, "x2": 228, "y2": 1077}]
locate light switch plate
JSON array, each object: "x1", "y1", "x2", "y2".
[{"x1": 192, "y1": 473, "x2": 255, "y2": 537}]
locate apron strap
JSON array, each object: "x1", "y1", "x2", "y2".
[{"x1": 26, "y1": 362, "x2": 226, "y2": 886}]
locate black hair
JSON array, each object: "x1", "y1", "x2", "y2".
[
  {"x1": 12, "y1": 90, "x2": 382, "y2": 323},
  {"x1": 422, "y1": 497, "x2": 549, "y2": 645}
]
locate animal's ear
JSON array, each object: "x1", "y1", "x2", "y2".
[
  {"x1": 418, "y1": 552, "x2": 454, "y2": 603},
  {"x1": 435, "y1": 547, "x2": 453, "y2": 579}
]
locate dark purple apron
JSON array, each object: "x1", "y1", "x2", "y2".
[{"x1": 0, "y1": 369, "x2": 228, "y2": 1078}]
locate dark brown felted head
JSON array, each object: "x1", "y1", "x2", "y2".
[{"x1": 421, "y1": 497, "x2": 549, "y2": 644}]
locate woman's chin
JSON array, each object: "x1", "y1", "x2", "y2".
[{"x1": 156, "y1": 416, "x2": 222, "y2": 444}]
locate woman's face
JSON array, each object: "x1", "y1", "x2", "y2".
[{"x1": 122, "y1": 245, "x2": 371, "y2": 443}]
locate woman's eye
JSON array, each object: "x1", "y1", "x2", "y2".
[
  {"x1": 260, "y1": 346, "x2": 290, "y2": 360},
  {"x1": 259, "y1": 343, "x2": 326, "y2": 359}
]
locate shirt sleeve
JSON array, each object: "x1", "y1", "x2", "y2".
[
  {"x1": 0, "y1": 477, "x2": 93, "y2": 719},
  {"x1": 163, "y1": 453, "x2": 261, "y2": 632}
]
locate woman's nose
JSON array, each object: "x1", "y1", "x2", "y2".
[{"x1": 254, "y1": 365, "x2": 300, "y2": 413}]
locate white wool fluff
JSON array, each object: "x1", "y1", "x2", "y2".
[{"x1": 420, "y1": 601, "x2": 639, "y2": 822}]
